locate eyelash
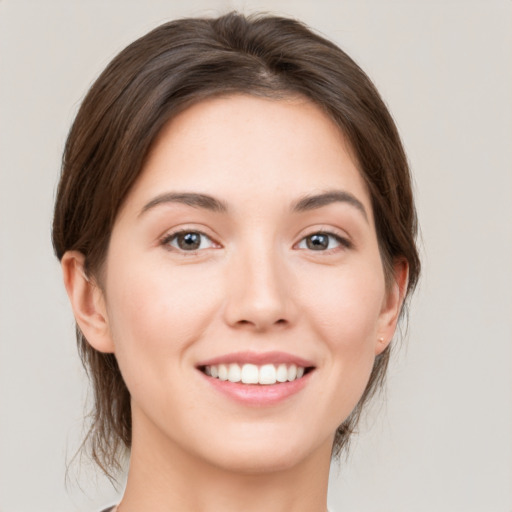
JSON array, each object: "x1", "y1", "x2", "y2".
[
  {"x1": 295, "y1": 231, "x2": 352, "y2": 252},
  {"x1": 160, "y1": 229, "x2": 352, "y2": 255},
  {"x1": 160, "y1": 229, "x2": 218, "y2": 254}
]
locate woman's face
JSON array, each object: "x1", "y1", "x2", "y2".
[{"x1": 89, "y1": 95, "x2": 402, "y2": 473}]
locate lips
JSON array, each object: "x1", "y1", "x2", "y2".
[
  {"x1": 197, "y1": 350, "x2": 314, "y2": 368},
  {"x1": 196, "y1": 351, "x2": 315, "y2": 405}
]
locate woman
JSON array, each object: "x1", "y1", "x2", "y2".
[{"x1": 52, "y1": 12, "x2": 420, "y2": 512}]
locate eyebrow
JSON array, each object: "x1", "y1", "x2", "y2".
[
  {"x1": 139, "y1": 192, "x2": 228, "y2": 216},
  {"x1": 292, "y1": 190, "x2": 368, "y2": 222},
  {"x1": 139, "y1": 189, "x2": 368, "y2": 221}
]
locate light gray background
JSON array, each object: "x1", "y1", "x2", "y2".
[{"x1": 0, "y1": 1, "x2": 511, "y2": 511}]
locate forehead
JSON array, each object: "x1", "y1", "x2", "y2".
[{"x1": 123, "y1": 94, "x2": 372, "y2": 219}]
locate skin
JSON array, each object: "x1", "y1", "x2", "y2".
[{"x1": 62, "y1": 95, "x2": 407, "y2": 512}]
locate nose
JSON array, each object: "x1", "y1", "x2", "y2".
[{"x1": 223, "y1": 244, "x2": 296, "y2": 332}]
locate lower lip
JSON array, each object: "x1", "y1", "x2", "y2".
[{"x1": 199, "y1": 371, "x2": 313, "y2": 406}]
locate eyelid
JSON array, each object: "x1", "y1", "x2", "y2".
[
  {"x1": 159, "y1": 227, "x2": 222, "y2": 253},
  {"x1": 294, "y1": 227, "x2": 353, "y2": 251},
  {"x1": 157, "y1": 225, "x2": 353, "y2": 254}
]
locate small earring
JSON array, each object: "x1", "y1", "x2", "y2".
[{"x1": 378, "y1": 337, "x2": 385, "y2": 344}]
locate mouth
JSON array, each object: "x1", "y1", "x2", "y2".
[
  {"x1": 196, "y1": 353, "x2": 316, "y2": 405},
  {"x1": 198, "y1": 362, "x2": 315, "y2": 385}
]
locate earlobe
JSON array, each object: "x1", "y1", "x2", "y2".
[
  {"x1": 375, "y1": 259, "x2": 409, "y2": 355},
  {"x1": 61, "y1": 251, "x2": 115, "y2": 354}
]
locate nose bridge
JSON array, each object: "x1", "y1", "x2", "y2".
[{"x1": 224, "y1": 235, "x2": 293, "y2": 330}]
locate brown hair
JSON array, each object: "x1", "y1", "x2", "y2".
[{"x1": 52, "y1": 11, "x2": 420, "y2": 475}]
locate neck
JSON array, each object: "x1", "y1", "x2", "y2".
[{"x1": 118, "y1": 412, "x2": 332, "y2": 512}]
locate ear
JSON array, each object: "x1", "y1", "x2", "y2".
[
  {"x1": 61, "y1": 251, "x2": 115, "y2": 353},
  {"x1": 375, "y1": 259, "x2": 409, "y2": 355}
]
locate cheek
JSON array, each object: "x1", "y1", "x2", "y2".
[
  {"x1": 104, "y1": 258, "x2": 221, "y2": 368},
  {"x1": 305, "y1": 262, "x2": 385, "y2": 342},
  {"x1": 298, "y1": 264, "x2": 385, "y2": 424}
]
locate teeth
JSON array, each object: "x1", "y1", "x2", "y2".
[
  {"x1": 228, "y1": 363, "x2": 241, "y2": 383},
  {"x1": 287, "y1": 364, "x2": 297, "y2": 381},
  {"x1": 259, "y1": 364, "x2": 276, "y2": 385},
  {"x1": 218, "y1": 364, "x2": 228, "y2": 381},
  {"x1": 241, "y1": 363, "x2": 259, "y2": 384},
  {"x1": 276, "y1": 364, "x2": 288, "y2": 382},
  {"x1": 204, "y1": 363, "x2": 308, "y2": 385}
]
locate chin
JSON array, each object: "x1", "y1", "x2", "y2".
[{"x1": 198, "y1": 428, "x2": 332, "y2": 475}]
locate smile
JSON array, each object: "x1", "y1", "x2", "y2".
[{"x1": 202, "y1": 363, "x2": 308, "y2": 385}]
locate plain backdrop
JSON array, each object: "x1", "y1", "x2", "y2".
[{"x1": 0, "y1": 1, "x2": 511, "y2": 511}]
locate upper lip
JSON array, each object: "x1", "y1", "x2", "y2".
[{"x1": 196, "y1": 351, "x2": 315, "y2": 368}]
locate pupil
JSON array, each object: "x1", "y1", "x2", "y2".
[
  {"x1": 179, "y1": 232, "x2": 200, "y2": 250},
  {"x1": 307, "y1": 234, "x2": 328, "y2": 250}
]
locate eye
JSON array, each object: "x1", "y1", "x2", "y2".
[
  {"x1": 162, "y1": 230, "x2": 217, "y2": 252},
  {"x1": 297, "y1": 232, "x2": 349, "y2": 251}
]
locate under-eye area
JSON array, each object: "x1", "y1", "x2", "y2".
[{"x1": 198, "y1": 363, "x2": 315, "y2": 385}]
